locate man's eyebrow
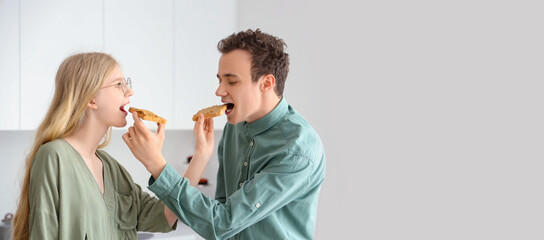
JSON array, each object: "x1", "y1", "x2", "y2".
[{"x1": 217, "y1": 73, "x2": 240, "y2": 79}]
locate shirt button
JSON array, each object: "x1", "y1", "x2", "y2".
[
  {"x1": 243, "y1": 162, "x2": 248, "y2": 166},
  {"x1": 239, "y1": 182, "x2": 243, "y2": 187},
  {"x1": 255, "y1": 203, "x2": 261, "y2": 208},
  {"x1": 250, "y1": 141, "x2": 254, "y2": 147}
]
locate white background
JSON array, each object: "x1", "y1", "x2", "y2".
[{"x1": 238, "y1": 0, "x2": 543, "y2": 239}]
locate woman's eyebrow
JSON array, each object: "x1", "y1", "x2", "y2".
[{"x1": 108, "y1": 77, "x2": 124, "y2": 83}]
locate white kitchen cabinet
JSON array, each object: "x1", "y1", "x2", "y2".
[
  {"x1": 104, "y1": 0, "x2": 175, "y2": 129},
  {"x1": 173, "y1": 0, "x2": 237, "y2": 129},
  {"x1": 5, "y1": 0, "x2": 236, "y2": 130},
  {"x1": 20, "y1": 0, "x2": 103, "y2": 130},
  {"x1": 0, "y1": 0, "x2": 20, "y2": 130}
]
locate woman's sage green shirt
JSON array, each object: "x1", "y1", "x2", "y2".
[{"x1": 28, "y1": 139, "x2": 175, "y2": 239}]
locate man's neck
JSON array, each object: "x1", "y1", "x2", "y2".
[{"x1": 247, "y1": 94, "x2": 281, "y2": 123}]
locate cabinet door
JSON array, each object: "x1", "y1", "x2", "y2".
[
  {"x1": 20, "y1": 0, "x2": 103, "y2": 130},
  {"x1": 104, "y1": 0, "x2": 174, "y2": 129},
  {"x1": 0, "y1": 0, "x2": 20, "y2": 130},
  {"x1": 174, "y1": 0, "x2": 236, "y2": 129}
]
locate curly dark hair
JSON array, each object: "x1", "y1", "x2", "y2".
[{"x1": 217, "y1": 29, "x2": 289, "y2": 96}]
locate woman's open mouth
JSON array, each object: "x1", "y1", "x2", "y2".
[{"x1": 120, "y1": 104, "x2": 129, "y2": 114}]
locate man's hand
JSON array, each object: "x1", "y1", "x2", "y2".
[{"x1": 123, "y1": 112, "x2": 167, "y2": 179}]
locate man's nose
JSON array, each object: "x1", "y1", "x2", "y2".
[{"x1": 215, "y1": 83, "x2": 225, "y2": 96}]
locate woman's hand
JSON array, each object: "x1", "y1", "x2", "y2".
[
  {"x1": 183, "y1": 114, "x2": 214, "y2": 186},
  {"x1": 123, "y1": 112, "x2": 166, "y2": 179}
]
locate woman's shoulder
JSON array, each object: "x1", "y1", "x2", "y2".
[
  {"x1": 35, "y1": 138, "x2": 74, "y2": 159},
  {"x1": 32, "y1": 138, "x2": 76, "y2": 172}
]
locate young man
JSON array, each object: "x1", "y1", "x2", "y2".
[{"x1": 124, "y1": 29, "x2": 326, "y2": 239}]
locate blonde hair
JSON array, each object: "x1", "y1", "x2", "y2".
[{"x1": 11, "y1": 52, "x2": 118, "y2": 240}]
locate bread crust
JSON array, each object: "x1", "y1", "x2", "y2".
[
  {"x1": 128, "y1": 107, "x2": 167, "y2": 124},
  {"x1": 192, "y1": 104, "x2": 227, "y2": 121}
]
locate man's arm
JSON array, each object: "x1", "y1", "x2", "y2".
[
  {"x1": 148, "y1": 154, "x2": 316, "y2": 240},
  {"x1": 214, "y1": 136, "x2": 226, "y2": 203}
]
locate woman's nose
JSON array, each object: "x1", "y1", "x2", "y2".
[{"x1": 125, "y1": 87, "x2": 134, "y2": 97}]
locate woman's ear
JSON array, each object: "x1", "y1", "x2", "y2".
[
  {"x1": 88, "y1": 99, "x2": 98, "y2": 110},
  {"x1": 261, "y1": 74, "x2": 276, "y2": 92}
]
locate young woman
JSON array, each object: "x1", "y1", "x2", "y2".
[{"x1": 11, "y1": 52, "x2": 178, "y2": 239}]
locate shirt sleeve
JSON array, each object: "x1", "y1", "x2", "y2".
[
  {"x1": 214, "y1": 137, "x2": 226, "y2": 203},
  {"x1": 28, "y1": 146, "x2": 60, "y2": 240},
  {"x1": 148, "y1": 154, "x2": 315, "y2": 240}
]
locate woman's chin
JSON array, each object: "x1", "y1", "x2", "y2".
[{"x1": 115, "y1": 120, "x2": 128, "y2": 128}]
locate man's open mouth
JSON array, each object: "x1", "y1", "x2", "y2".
[{"x1": 225, "y1": 103, "x2": 234, "y2": 114}]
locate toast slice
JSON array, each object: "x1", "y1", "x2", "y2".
[
  {"x1": 192, "y1": 104, "x2": 227, "y2": 121},
  {"x1": 128, "y1": 107, "x2": 167, "y2": 124}
]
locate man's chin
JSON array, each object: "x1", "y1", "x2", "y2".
[{"x1": 227, "y1": 116, "x2": 242, "y2": 125}]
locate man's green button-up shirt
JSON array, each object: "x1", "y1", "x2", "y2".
[{"x1": 149, "y1": 98, "x2": 326, "y2": 239}]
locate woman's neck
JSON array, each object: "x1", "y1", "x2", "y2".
[{"x1": 64, "y1": 121, "x2": 109, "y2": 159}]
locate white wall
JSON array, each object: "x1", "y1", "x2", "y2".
[
  {"x1": 0, "y1": 0, "x2": 20, "y2": 130},
  {"x1": 0, "y1": 131, "x2": 34, "y2": 219},
  {"x1": 238, "y1": 0, "x2": 543, "y2": 239},
  {"x1": 0, "y1": 0, "x2": 236, "y2": 131}
]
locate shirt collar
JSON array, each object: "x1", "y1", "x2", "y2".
[{"x1": 244, "y1": 97, "x2": 288, "y2": 136}]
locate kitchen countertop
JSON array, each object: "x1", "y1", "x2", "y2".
[
  {"x1": 0, "y1": 221, "x2": 203, "y2": 240},
  {"x1": 137, "y1": 222, "x2": 203, "y2": 240}
]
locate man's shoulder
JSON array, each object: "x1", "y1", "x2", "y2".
[
  {"x1": 280, "y1": 106, "x2": 320, "y2": 140},
  {"x1": 276, "y1": 107, "x2": 324, "y2": 158}
]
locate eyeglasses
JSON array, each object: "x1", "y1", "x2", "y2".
[{"x1": 102, "y1": 77, "x2": 132, "y2": 94}]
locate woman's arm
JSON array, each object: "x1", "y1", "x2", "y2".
[
  {"x1": 125, "y1": 113, "x2": 214, "y2": 228},
  {"x1": 123, "y1": 113, "x2": 214, "y2": 184},
  {"x1": 133, "y1": 183, "x2": 178, "y2": 231},
  {"x1": 28, "y1": 146, "x2": 61, "y2": 239}
]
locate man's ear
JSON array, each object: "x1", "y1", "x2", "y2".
[
  {"x1": 260, "y1": 74, "x2": 276, "y2": 92},
  {"x1": 88, "y1": 99, "x2": 98, "y2": 110}
]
